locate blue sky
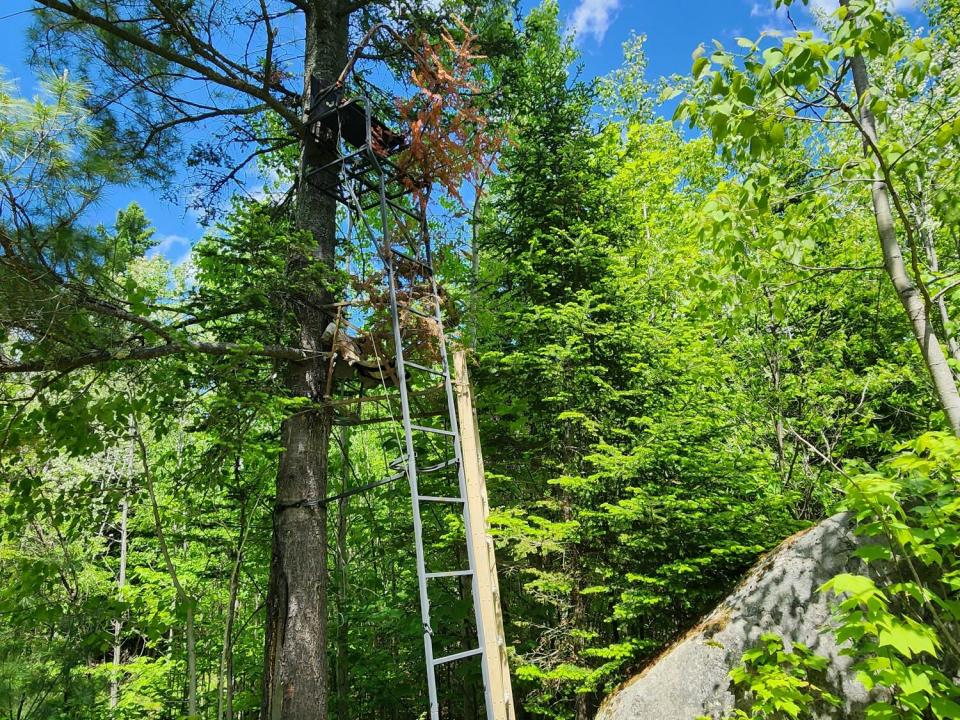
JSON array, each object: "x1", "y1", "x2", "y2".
[{"x1": 0, "y1": 0, "x2": 920, "y2": 263}]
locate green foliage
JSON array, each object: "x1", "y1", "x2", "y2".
[
  {"x1": 4, "y1": 2, "x2": 960, "y2": 720},
  {"x1": 722, "y1": 633, "x2": 841, "y2": 719},
  {"x1": 724, "y1": 432, "x2": 960, "y2": 720},
  {"x1": 823, "y1": 432, "x2": 960, "y2": 720},
  {"x1": 0, "y1": 68, "x2": 129, "y2": 226},
  {"x1": 678, "y1": 0, "x2": 960, "y2": 427},
  {"x1": 473, "y1": 6, "x2": 807, "y2": 717}
]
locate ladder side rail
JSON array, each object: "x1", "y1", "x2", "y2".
[{"x1": 341, "y1": 179, "x2": 441, "y2": 714}]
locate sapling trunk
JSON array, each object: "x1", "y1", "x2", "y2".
[
  {"x1": 110, "y1": 438, "x2": 131, "y2": 712},
  {"x1": 845, "y1": 42, "x2": 960, "y2": 434}
]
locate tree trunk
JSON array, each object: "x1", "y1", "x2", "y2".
[
  {"x1": 847, "y1": 48, "x2": 960, "y2": 434},
  {"x1": 917, "y1": 184, "x2": 960, "y2": 365},
  {"x1": 335, "y1": 425, "x2": 351, "y2": 720},
  {"x1": 261, "y1": 2, "x2": 348, "y2": 719},
  {"x1": 224, "y1": 535, "x2": 242, "y2": 720},
  {"x1": 186, "y1": 603, "x2": 198, "y2": 717},
  {"x1": 110, "y1": 492, "x2": 128, "y2": 711},
  {"x1": 110, "y1": 438, "x2": 132, "y2": 713},
  {"x1": 134, "y1": 416, "x2": 198, "y2": 717},
  {"x1": 219, "y1": 490, "x2": 250, "y2": 720}
]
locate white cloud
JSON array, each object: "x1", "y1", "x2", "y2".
[
  {"x1": 568, "y1": 0, "x2": 621, "y2": 44},
  {"x1": 747, "y1": 1, "x2": 791, "y2": 33},
  {"x1": 149, "y1": 233, "x2": 192, "y2": 266},
  {"x1": 750, "y1": 2, "x2": 774, "y2": 17}
]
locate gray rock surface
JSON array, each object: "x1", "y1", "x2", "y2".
[{"x1": 596, "y1": 513, "x2": 870, "y2": 720}]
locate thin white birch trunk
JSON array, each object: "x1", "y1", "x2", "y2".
[{"x1": 845, "y1": 38, "x2": 960, "y2": 434}]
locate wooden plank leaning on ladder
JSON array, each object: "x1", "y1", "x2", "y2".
[{"x1": 453, "y1": 349, "x2": 517, "y2": 720}]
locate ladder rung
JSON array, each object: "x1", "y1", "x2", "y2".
[
  {"x1": 422, "y1": 458, "x2": 459, "y2": 473},
  {"x1": 348, "y1": 169, "x2": 405, "y2": 194},
  {"x1": 305, "y1": 148, "x2": 364, "y2": 177},
  {"x1": 363, "y1": 196, "x2": 422, "y2": 222},
  {"x1": 404, "y1": 361, "x2": 446, "y2": 377},
  {"x1": 425, "y1": 569, "x2": 474, "y2": 579},
  {"x1": 346, "y1": 164, "x2": 377, "y2": 183},
  {"x1": 394, "y1": 455, "x2": 459, "y2": 473},
  {"x1": 410, "y1": 424, "x2": 456, "y2": 437},
  {"x1": 417, "y1": 495, "x2": 464, "y2": 503},
  {"x1": 433, "y1": 647, "x2": 483, "y2": 666}
]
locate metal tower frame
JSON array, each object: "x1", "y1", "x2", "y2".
[{"x1": 306, "y1": 79, "x2": 503, "y2": 720}]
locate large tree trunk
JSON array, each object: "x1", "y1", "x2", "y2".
[
  {"x1": 261, "y1": 3, "x2": 348, "y2": 719},
  {"x1": 847, "y1": 47, "x2": 960, "y2": 434},
  {"x1": 334, "y1": 425, "x2": 351, "y2": 720}
]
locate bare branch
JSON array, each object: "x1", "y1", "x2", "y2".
[
  {"x1": 35, "y1": 0, "x2": 301, "y2": 128},
  {"x1": 138, "y1": 103, "x2": 271, "y2": 156}
]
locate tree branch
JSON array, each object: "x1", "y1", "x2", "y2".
[
  {"x1": 138, "y1": 104, "x2": 270, "y2": 156},
  {"x1": 0, "y1": 341, "x2": 327, "y2": 374},
  {"x1": 35, "y1": 0, "x2": 301, "y2": 128}
]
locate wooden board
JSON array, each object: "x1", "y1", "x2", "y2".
[{"x1": 453, "y1": 350, "x2": 516, "y2": 720}]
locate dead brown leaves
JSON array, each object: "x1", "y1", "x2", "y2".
[{"x1": 396, "y1": 18, "x2": 502, "y2": 212}]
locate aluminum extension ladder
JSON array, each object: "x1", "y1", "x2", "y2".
[{"x1": 320, "y1": 87, "x2": 493, "y2": 720}]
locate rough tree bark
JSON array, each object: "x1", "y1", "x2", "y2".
[
  {"x1": 334, "y1": 425, "x2": 351, "y2": 720},
  {"x1": 261, "y1": 3, "x2": 348, "y2": 719},
  {"x1": 845, "y1": 34, "x2": 960, "y2": 435}
]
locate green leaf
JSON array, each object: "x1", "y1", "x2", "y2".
[
  {"x1": 658, "y1": 86, "x2": 681, "y2": 102},
  {"x1": 877, "y1": 619, "x2": 938, "y2": 659},
  {"x1": 932, "y1": 697, "x2": 960, "y2": 719},
  {"x1": 821, "y1": 573, "x2": 883, "y2": 601},
  {"x1": 865, "y1": 703, "x2": 900, "y2": 719},
  {"x1": 769, "y1": 122, "x2": 785, "y2": 145},
  {"x1": 693, "y1": 57, "x2": 710, "y2": 79},
  {"x1": 854, "y1": 545, "x2": 892, "y2": 562},
  {"x1": 898, "y1": 665, "x2": 933, "y2": 696},
  {"x1": 935, "y1": 124, "x2": 954, "y2": 147},
  {"x1": 763, "y1": 47, "x2": 784, "y2": 69}
]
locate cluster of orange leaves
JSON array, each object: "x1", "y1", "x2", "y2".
[{"x1": 396, "y1": 18, "x2": 502, "y2": 211}]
